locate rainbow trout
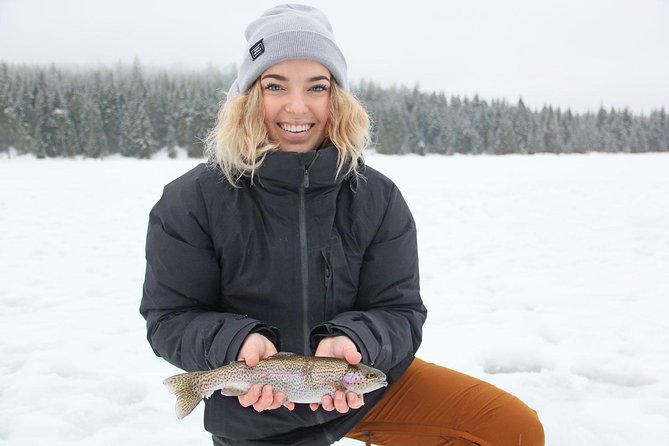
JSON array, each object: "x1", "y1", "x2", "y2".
[{"x1": 163, "y1": 352, "x2": 387, "y2": 419}]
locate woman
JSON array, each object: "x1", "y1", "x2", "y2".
[{"x1": 140, "y1": 4, "x2": 544, "y2": 445}]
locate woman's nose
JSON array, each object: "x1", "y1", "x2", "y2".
[{"x1": 284, "y1": 91, "x2": 308, "y2": 114}]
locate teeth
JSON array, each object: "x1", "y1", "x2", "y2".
[{"x1": 280, "y1": 123, "x2": 311, "y2": 133}]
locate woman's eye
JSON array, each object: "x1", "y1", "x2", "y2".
[
  {"x1": 264, "y1": 83, "x2": 283, "y2": 91},
  {"x1": 310, "y1": 84, "x2": 329, "y2": 92}
]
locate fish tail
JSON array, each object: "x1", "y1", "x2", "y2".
[{"x1": 163, "y1": 371, "x2": 206, "y2": 420}]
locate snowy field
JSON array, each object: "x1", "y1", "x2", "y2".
[{"x1": 1, "y1": 151, "x2": 668, "y2": 445}]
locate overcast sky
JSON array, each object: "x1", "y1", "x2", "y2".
[{"x1": 1, "y1": 0, "x2": 668, "y2": 113}]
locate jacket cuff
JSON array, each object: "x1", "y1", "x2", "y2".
[
  {"x1": 309, "y1": 324, "x2": 344, "y2": 352},
  {"x1": 310, "y1": 323, "x2": 378, "y2": 366},
  {"x1": 206, "y1": 319, "x2": 280, "y2": 369},
  {"x1": 250, "y1": 325, "x2": 281, "y2": 351}
]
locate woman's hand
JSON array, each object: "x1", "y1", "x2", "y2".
[
  {"x1": 310, "y1": 335, "x2": 365, "y2": 413},
  {"x1": 236, "y1": 333, "x2": 295, "y2": 411}
]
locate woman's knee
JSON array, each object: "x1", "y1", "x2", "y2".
[{"x1": 489, "y1": 396, "x2": 545, "y2": 446}]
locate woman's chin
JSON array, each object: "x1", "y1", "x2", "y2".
[{"x1": 273, "y1": 135, "x2": 326, "y2": 153}]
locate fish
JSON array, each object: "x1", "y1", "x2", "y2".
[{"x1": 163, "y1": 352, "x2": 388, "y2": 419}]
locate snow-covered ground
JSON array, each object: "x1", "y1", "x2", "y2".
[{"x1": 1, "y1": 152, "x2": 668, "y2": 445}]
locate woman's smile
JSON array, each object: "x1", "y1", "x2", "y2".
[{"x1": 278, "y1": 122, "x2": 314, "y2": 134}]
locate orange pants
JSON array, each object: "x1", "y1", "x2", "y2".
[{"x1": 347, "y1": 358, "x2": 545, "y2": 446}]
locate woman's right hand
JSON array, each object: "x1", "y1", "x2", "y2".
[{"x1": 236, "y1": 333, "x2": 295, "y2": 412}]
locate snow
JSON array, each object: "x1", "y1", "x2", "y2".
[{"x1": 1, "y1": 152, "x2": 668, "y2": 445}]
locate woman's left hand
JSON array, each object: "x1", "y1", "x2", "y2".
[
  {"x1": 310, "y1": 336, "x2": 365, "y2": 413},
  {"x1": 237, "y1": 333, "x2": 295, "y2": 411}
]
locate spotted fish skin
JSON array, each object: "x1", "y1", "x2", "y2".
[{"x1": 163, "y1": 352, "x2": 387, "y2": 419}]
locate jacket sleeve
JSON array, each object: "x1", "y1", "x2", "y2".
[
  {"x1": 140, "y1": 175, "x2": 279, "y2": 372},
  {"x1": 311, "y1": 185, "x2": 427, "y2": 372}
]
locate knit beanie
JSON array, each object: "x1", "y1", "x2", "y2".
[{"x1": 227, "y1": 4, "x2": 348, "y2": 100}]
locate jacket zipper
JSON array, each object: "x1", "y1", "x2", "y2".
[
  {"x1": 299, "y1": 180, "x2": 309, "y2": 355},
  {"x1": 299, "y1": 151, "x2": 320, "y2": 355},
  {"x1": 298, "y1": 153, "x2": 332, "y2": 443}
]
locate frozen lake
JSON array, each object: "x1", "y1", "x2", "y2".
[{"x1": 1, "y1": 151, "x2": 668, "y2": 445}]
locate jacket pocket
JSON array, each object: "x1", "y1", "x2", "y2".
[
  {"x1": 321, "y1": 239, "x2": 359, "y2": 320},
  {"x1": 320, "y1": 247, "x2": 333, "y2": 320}
]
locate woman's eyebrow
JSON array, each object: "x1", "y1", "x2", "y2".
[
  {"x1": 260, "y1": 74, "x2": 286, "y2": 81},
  {"x1": 309, "y1": 75, "x2": 331, "y2": 82},
  {"x1": 260, "y1": 74, "x2": 331, "y2": 82}
]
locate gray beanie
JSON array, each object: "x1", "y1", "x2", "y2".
[{"x1": 227, "y1": 4, "x2": 348, "y2": 100}]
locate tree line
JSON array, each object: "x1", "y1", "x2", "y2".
[{"x1": 1, "y1": 61, "x2": 667, "y2": 158}]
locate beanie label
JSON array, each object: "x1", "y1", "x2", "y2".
[{"x1": 250, "y1": 39, "x2": 265, "y2": 61}]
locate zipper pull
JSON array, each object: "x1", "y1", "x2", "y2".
[
  {"x1": 324, "y1": 264, "x2": 331, "y2": 288},
  {"x1": 303, "y1": 151, "x2": 319, "y2": 189},
  {"x1": 303, "y1": 169, "x2": 310, "y2": 188}
]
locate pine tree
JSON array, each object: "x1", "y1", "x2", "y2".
[
  {"x1": 37, "y1": 91, "x2": 64, "y2": 157},
  {"x1": 64, "y1": 90, "x2": 85, "y2": 156},
  {"x1": 146, "y1": 71, "x2": 172, "y2": 150},
  {"x1": 542, "y1": 107, "x2": 561, "y2": 153},
  {"x1": 513, "y1": 99, "x2": 532, "y2": 154},
  {"x1": 594, "y1": 106, "x2": 609, "y2": 152},
  {"x1": 560, "y1": 109, "x2": 575, "y2": 153},
  {"x1": 134, "y1": 103, "x2": 158, "y2": 158},
  {"x1": 117, "y1": 60, "x2": 159, "y2": 158},
  {"x1": 81, "y1": 99, "x2": 108, "y2": 158},
  {"x1": 494, "y1": 112, "x2": 518, "y2": 155},
  {"x1": 570, "y1": 116, "x2": 591, "y2": 154},
  {"x1": 631, "y1": 121, "x2": 649, "y2": 153},
  {"x1": 0, "y1": 83, "x2": 18, "y2": 153},
  {"x1": 186, "y1": 88, "x2": 217, "y2": 157},
  {"x1": 375, "y1": 104, "x2": 407, "y2": 154},
  {"x1": 526, "y1": 117, "x2": 544, "y2": 154},
  {"x1": 648, "y1": 109, "x2": 668, "y2": 151},
  {"x1": 99, "y1": 78, "x2": 123, "y2": 154},
  {"x1": 166, "y1": 122, "x2": 177, "y2": 158}
]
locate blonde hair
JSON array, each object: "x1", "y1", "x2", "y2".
[{"x1": 204, "y1": 80, "x2": 370, "y2": 186}]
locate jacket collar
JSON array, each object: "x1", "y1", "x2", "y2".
[{"x1": 256, "y1": 146, "x2": 349, "y2": 191}]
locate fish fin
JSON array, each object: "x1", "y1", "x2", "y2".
[
  {"x1": 270, "y1": 352, "x2": 297, "y2": 358},
  {"x1": 220, "y1": 386, "x2": 247, "y2": 397},
  {"x1": 163, "y1": 372, "x2": 205, "y2": 420}
]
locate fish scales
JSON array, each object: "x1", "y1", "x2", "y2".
[{"x1": 163, "y1": 352, "x2": 387, "y2": 419}]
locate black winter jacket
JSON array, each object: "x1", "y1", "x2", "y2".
[{"x1": 140, "y1": 147, "x2": 427, "y2": 445}]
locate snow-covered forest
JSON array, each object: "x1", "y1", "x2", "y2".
[{"x1": 1, "y1": 61, "x2": 668, "y2": 159}]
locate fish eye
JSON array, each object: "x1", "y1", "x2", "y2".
[{"x1": 366, "y1": 373, "x2": 377, "y2": 379}]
